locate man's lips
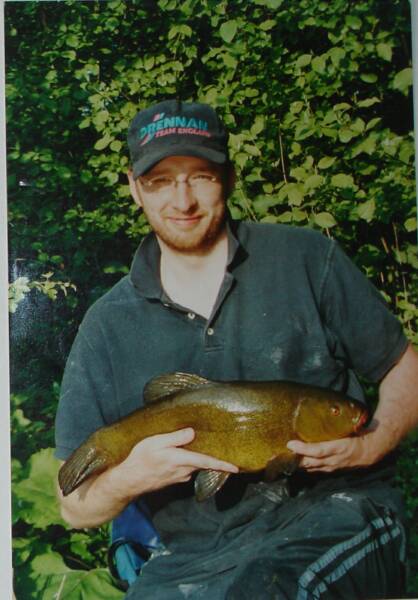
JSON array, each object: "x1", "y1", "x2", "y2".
[{"x1": 166, "y1": 215, "x2": 203, "y2": 227}]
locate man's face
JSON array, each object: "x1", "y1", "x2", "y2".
[{"x1": 129, "y1": 156, "x2": 230, "y2": 253}]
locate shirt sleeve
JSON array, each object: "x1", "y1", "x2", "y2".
[
  {"x1": 54, "y1": 309, "x2": 117, "y2": 460},
  {"x1": 319, "y1": 240, "x2": 409, "y2": 382}
]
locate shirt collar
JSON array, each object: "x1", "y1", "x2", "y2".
[{"x1": 129, "y1": 218, "x2": 247, "y2": 299}]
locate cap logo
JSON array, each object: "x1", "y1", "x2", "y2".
[{"x1": 139, "y1": 112, "x2": 211, "y2": 146}]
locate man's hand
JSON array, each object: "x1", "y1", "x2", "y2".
[
  {"x1": 287, "y1": 434, "x2": 373, "y2": 473},
  {"x1": 287, "y1": 344, "x2": 418, "y2": 474},
  {"x1": 108, "y1": 427, "x2": 239, "y2": 498},
  {"x1": 58, "y1": 428, "x2": 238, "y2": 529}
]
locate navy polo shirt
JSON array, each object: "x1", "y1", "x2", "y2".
[{"x1": 55, "y1": 220, "x2": 407, "y2": 461}]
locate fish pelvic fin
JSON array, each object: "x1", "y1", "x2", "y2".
[
  {"x1": 144, "y1": 372, "x2": 213, "y2": 404},
  {"x1": 264, "y1": 453, "x2": 300, "y2": 482},
  {"x1": 58, "y1": 443, "x2": 109, "y2": 496},
  {"x1": 194, "y1": 470, "x2": 230, "y2": 502}
]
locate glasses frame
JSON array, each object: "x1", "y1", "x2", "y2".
[{"x1": 138, "y1": 171, "x2": 221, "y2": 194}]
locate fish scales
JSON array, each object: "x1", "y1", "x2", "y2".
[{"x1": 58, "y1": 374, "x2": 368, "y2": 499}]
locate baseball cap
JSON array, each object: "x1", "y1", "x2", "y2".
[{"x1": 127, "y1": 100, "x2": 229, "y2": 178}]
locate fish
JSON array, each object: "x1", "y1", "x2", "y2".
[{"x1": 58, "y1": 372, "x2": 369, "y2": 501}]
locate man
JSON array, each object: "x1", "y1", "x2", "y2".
[{"x1": 55, "y1": 99, "x2": 418, "y2": 599}]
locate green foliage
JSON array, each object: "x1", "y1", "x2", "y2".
[
  {"x1": 6, "y1": 0, "x2": 417, "y2": 596},
  {"x1": 12, "y1": 402, "x2": 115, "y2": 596},
  {"x1": 8, "y1": 273, "x2": 76, "y2": 313}
]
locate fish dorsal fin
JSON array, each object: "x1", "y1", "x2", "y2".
[{"x1": 144, "y1": 372, "x2": 212, "y2": 404}]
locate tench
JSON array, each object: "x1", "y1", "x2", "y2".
[{"x1": 58, "y1": 372, "x2": 368, "y2": 501}]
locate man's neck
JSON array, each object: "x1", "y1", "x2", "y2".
[{"x1": 158, "y1": 229, "x2": 229, "y2": 319}]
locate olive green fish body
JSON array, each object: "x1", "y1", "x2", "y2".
[{"x1": 58, "y1": 374, "x2": 368, "y2": 498}]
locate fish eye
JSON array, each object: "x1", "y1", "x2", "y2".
[{"x1": 330, "y1": 405, "x2": 341, "y2": 416}]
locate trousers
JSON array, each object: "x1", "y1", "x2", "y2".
[{"x1": 124, "y1": 474, "x2": 406, "y2": 600}]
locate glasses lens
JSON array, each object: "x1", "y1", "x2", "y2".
[
  {"x1": 142, "y1": 176, "x2": 174, "y2": 193},
  {"x1": 141, "y1": 173, "x2": 219, "y2": 193},
  {"x1": 189, "y1": 173, "x2": 218, "y2": 189}
]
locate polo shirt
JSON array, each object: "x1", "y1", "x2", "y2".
[
  {"x1": 55, "y1": 220, "x2": 408, "y2": 463},
  {"x1": 55, "y1": 219, "x2": 409, "y2": 598}
]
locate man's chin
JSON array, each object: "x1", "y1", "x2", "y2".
[{"x1": 157, "y1": 221, "x2": 226, "y2": 253}]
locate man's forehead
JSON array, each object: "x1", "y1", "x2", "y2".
[{"x1": 146, "y1": 155, "x2": 221, "y2": 174}]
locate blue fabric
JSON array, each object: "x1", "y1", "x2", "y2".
[{"x1": 110, "y1": 500, "x2": 163, "y2": 585}]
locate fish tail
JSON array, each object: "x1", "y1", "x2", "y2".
[{"x1": 58, "y1": 442, "x2": 109, "y2": 496}]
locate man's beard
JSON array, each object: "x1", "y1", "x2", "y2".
[{"x1": 144, "y1": 204, "x2": 227, "y2": 254}]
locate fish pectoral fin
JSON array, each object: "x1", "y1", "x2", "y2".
[
  {"x1": 144, "y1": 372, "x2": 213, "y2": 404},
  {"x1": 194, "y1": 470, "x2": 230, "y2": 502},
  {"x1": 264, "y1": 453, "x2": 300, "y2": 482}
]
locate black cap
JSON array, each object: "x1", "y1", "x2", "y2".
[{"x1": 127, "y1": 100, "x2": 229, "y2": 178}]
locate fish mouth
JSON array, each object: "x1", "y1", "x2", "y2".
[{"x1": 353, "y1": 410, "x2": 368, "y2": 432}]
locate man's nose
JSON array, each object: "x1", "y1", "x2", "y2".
[{"x1": 171, "y1": 181, "x2": 197, "y2": 212}]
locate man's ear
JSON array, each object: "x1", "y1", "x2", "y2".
[{"x1": 127, "y1": 169, "x2": 143, "y2": 208}]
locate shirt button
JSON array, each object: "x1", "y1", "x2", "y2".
[
  {"x1": 207, "y1": 327, "x2": 214, "y2": 336},
  {"x1": 187, "y1": 312, "x2": 196, "y2": 320}
]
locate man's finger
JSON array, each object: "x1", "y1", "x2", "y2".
[
  {"x1": 173, "y1": 447, "x2": 239, "y2": 473},
  {"x1": 143, "y1": 428, "x2": 196, "y2": 448},
  {"x1": 287, "y1": 440, "x2": 339, "y2": 458}
]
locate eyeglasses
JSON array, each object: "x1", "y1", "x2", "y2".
[{"x1": 139, "y1": 172, "x2": 221, "y2": 194}]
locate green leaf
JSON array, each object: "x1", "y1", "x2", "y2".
[
  {"x1": 357, "y1": 97, "x2": 380, "y2": 108},
  {"x1": 66, "y1": 34, "x2": 80, "y2": 48},
  {"x1": 223, "y1": 53, "x2": 238, "y2": 69},
  {"x1": 351, "y1": 118, "x2": 365, "y2": 133},
  {"x1": 393, "y1": 68, "x2": 413, "y2": 93},
  {"x1": 331, "y1": 173, "x2": 355, "y2": 188},
  {"x1": 312, "y1": 55, "x2": 326, "y2": 74},
  {"x1": 360, "y1": 73, "x2": 378, "y2": 83},
  {"x1": 357, "y1": 199, "x2": 375, "y2": 222},
  {"x1": 287, "y1": 184, "x2": 304, "y2": 206},
  {"x1": 333, "y1": 102, "x2": 351, "y2": 112},
  {"x1": 144, "y1": 56, "x2": 155, "y2": 70},
  {"x1": 365, "y1": 117, "x2": 381, "y2": 131},
  {"x1": 94, "y1": 134, "x2": 112, "y2": 151},
  {"x1": 32, "y1": 550, "x2": 71, "y2": 575},
  {"x1": 250, "y1": 116, "x2": 264, "y2": 135},
  {"x1": 260, "y1": 215, "x2": 278, "y2": 224},
  {"x1": 235, "y1": 152, "x2": 248, "y2": 168},
  {"x1": 277, "y1": 211, "x2": 293, "y2": 223},
  {"x1": 351, "y1": 136, "x2": 376, "y2": 157},
  {"x1": 168, "y1": 25, "x2": 180, "y2": 40},
  {"x1": 314, "y1": 212, "x2": 337, "y2": 228},
  {"x1": 13, "y1": 448, "x2": 66, "y2": 529},
  {"x1": 260, "y1": 20, "x2": 276, "y2": 31},
  {"x1": 220, "y1": 20, "x2": 238, "y2": 43},
  {"x1": 339, "y1": 127, "x2": 354, "y2": 143},
  {"x1": 290, "y1": 167, "x2": 307, "y2": 181},
  {"x1": 244, "y1": 143, "x2": 261, "y2": 156},
  {"x1": 295, "y1": 54, "x2": 312, "y2": 69},
  {"x1": 318, "y1": 156, "x2": 336, "y2": 169},
  {"x1": 292, "y1": 208, "x2": 308, "y2": 222},
  {"x1": 17, "y1": 568, "x2": 124, "y2": 600},
  {"x1": 290, "y1": 101, "x2": 304, "y2": 114},
  {"x1": 404, "y1": 217, "x2": 417, "y2": 232},
  {"x1": 110, "y1": 140, "x2": 122, "y2": 152},
  {"x1": 304, "y1": 174, "x2": 324, "y2": 190},
  {"x1": 328, "y1": 47, "x2": 345, "y2": 66},
  {"x1": 346, "y1": 15, "x2": 362, "y2": 30},
  {"x1": 376, "y1": 43, "x2": 392, "y2": 62}
]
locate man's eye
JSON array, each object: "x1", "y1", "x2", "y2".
[
  {"x1": 190, "y1": 173, "x2": 217, "y2": 183},
  {"x1": 143, "y1": 176, "x2": 173, "y2": 190},
  {"x1": 148, "y1": 176, "x2": 172, "y2": 186}
]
